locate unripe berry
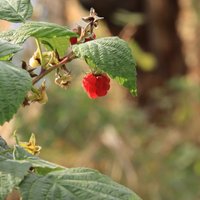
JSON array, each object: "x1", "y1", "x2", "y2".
[{"x1": 82, "y1": 73, "x2": 110, "y2": 99}]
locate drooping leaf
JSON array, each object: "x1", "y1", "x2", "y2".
[
  {"x1": 72, "y1": 37, "x2": 137, "y2": 95},
  {"x1": 0, "y1": 61, "x2": 32, "y2": 125},
  {"x1": 0, "y1": 159, "x2": 31, "y2": 200},
  {"x1": 0, "y1": 39, "x2": 22, "y2": 59},
  {"x1": 0, "y1": 0, "x2": 33, "y2": 23},
  {"x1": 20, "y1": 168, "x2": 141, "y2": 200},
  {"x1": 4, "y1": 21, "x2": 77, "y2": 45}
]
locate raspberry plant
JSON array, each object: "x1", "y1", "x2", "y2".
[{"x1": 0, "y1": 0, "x2": 139, "y2": 199}]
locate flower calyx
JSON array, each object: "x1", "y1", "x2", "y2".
[
  {"x1": 27, "y1": 81, "x2": 48, "y2": 105},
  {"x1": 18, "y1": 133, "x2": 41, "y2": 155}
]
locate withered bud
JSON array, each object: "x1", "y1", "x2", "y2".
[{"x1": 55, "y1": 73, "x2": 72, "y2": 89}]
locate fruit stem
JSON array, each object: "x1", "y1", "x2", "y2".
[
  {"x1": 35, "y1": 38, "x2": 44, "y2": 66},
  {"x1": 32, "y1": 52, "x2": 76, "y2": 85}
]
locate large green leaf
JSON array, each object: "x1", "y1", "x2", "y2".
[
  {"x1": 0, "y1": 61, "x2": 32, "y2": 125},
  {"x1": 0, "y1": 159, "x2": 31, "y2": 200},
  {"x1": 0, "y1": 39, "x2": 22, "y2": 59},
  {"x1": 0, "y1": 0, "x2": 33, "y2": 23},
  {"x1": 72, "y1": 37, "x2": 137, "y2": 95},
  {"x1": 5, "y1": 21, "x2": 77, "y2": 45},
  {"x1": 20, "y1": 168, "x2": 141, "y2": 200},
  {"x1": 0, "y1": 143, "x2": 141, "y2": 200}
]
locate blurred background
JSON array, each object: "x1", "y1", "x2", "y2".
[{"x1": 1, "y1": 0, "x2": 200, "y2": 199}]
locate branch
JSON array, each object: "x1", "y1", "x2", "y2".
[{"x1": 32, "y1": 52, "x2": 76, "y2": 85}]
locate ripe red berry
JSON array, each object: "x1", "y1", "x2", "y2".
[
  {"x1": 82, "y1": 73, "x2": 110, "y2": 99},
  {"x1": 70, "y1": 37, "x2": 78, "y2": 45}
]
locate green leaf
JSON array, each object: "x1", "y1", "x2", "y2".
[
  {"x1": 0, "y1": 137, "x2": 13, "y2": 159},
  {"x1": 20, "y1": 168, "x2": 141, "y2": 200},
  {"x1": 0, "y1": 30, "x2": 16, "y2": 42},
  {"x1": 14, "y1": 145, "x2": 64, "y2": 174},
  {"x1": 0, "y1": 61, "x2": 32, "y2": 125},
  {"x1": 0, "y1": 159, "x2": 31, "y2": 200},
  {"x1": 72, "y1": 37, "x2": 137, "y2": 95},
  {"x1": 0, "y1": 39, "x2": 22, "y2": 59},
  {"x1": 0, "y1": 0, "x2": 33, "y2": 23},
  {"x1": 41, "y1": 37, "x2": 70, "y2": 57},
  {"x1": 5, "y1": 21, "x2": 78, "y2": 45}
]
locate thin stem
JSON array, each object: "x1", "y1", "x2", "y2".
[
  {"x1": 32, "y1": 52, "x2": 76, "y2": 85},
  {"x1": 35, "y1": 38, "x2": 44, "y2": 65},
  {"x1": 13, "y1": 130, "x2": 19, "y2": 145}
]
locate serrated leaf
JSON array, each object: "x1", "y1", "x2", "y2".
[
  {"x1": 14, "y1": 145, "x2": 64, "y2": 174},
  {"x1": 20, "y1": 168, "x2": 141, "y2": 200},
  {"x1": 0, "y1": 0, "x2": 33, "y2": 23},
  {"x1": 41, "y1": 37, "x2": 70, "y2": 57},
  {"x1": 0, "y1": 61, "x2": 31, "y2": 125},
  {"x1": 0, "y1": 30, "x2": 16, "y2": 42},
  {"x1": 72, "y1": 37, "x2": 137, "y2": 95},
  {"x1": 0, "y1": 159, "x2": 31, "y2": 200},
  {"x1": 0, "y1": 39, "x2": 22, "y2": 59},
  {"x1": 6, "y1": 21, "x2": 77, "y2": 45}
]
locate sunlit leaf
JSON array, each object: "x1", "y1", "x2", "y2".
[{"x1": 0, "y1": 0, "x2": 33, "y2": 22}]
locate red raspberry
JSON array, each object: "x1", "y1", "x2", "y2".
[
  {"x1": 82, "y1": 73, "x2": 110, "y2": 99},
  {"x1": 70, "y1": 37, "x2": 78, "y2": 45}
]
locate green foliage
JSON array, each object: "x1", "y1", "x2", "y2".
[
  {"x1": 0, "y1": 30, "x2": 16, "y2": 42},
  {"x1": 0, "y1": 39, "x2": 22, "y2": 59},
  {"x1": 14, "y1": 145, "x2": 64, "y2": 174},
  {"x1": 0, "y1": 0, "x2": 33, "y2": 23},
  {"x1": 2, "y1": 21, "x2": 78, "y2": 45},
  {"x1": 20, "y1": 168, "x2": 140, "y2": 200},
  {"x1": 0, "y1": 137, "x2": 141, "y2": 200},
  {"x1": 0, "y1": 159, "x2": 31, "y2": 200},
  {"x1": 72, "y1": 37, "x2": 137, "y2": 95},
  {"x1": 0, "y1": 61, "x2": 31, "y2": 125},
  {"x1": 0, "y1": 0, "x2": 140, "y2": 199},
  {"x1": 41, "y1": 36, "x2": 70, "y2": 57},
  {"x1": 0, "y1": 137, "x2": 12, "y2": 159},
  {"x1": 21, "y1": 76, "x2": 200, "y2": 200}
]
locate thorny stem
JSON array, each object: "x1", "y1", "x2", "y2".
[{"x1": 32, "y1": 52, "x2": 76, "y2": 85}]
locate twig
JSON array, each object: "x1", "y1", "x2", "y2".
[{"x1": 32, "y1": 52, "x2": 76, "y2": 85}]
